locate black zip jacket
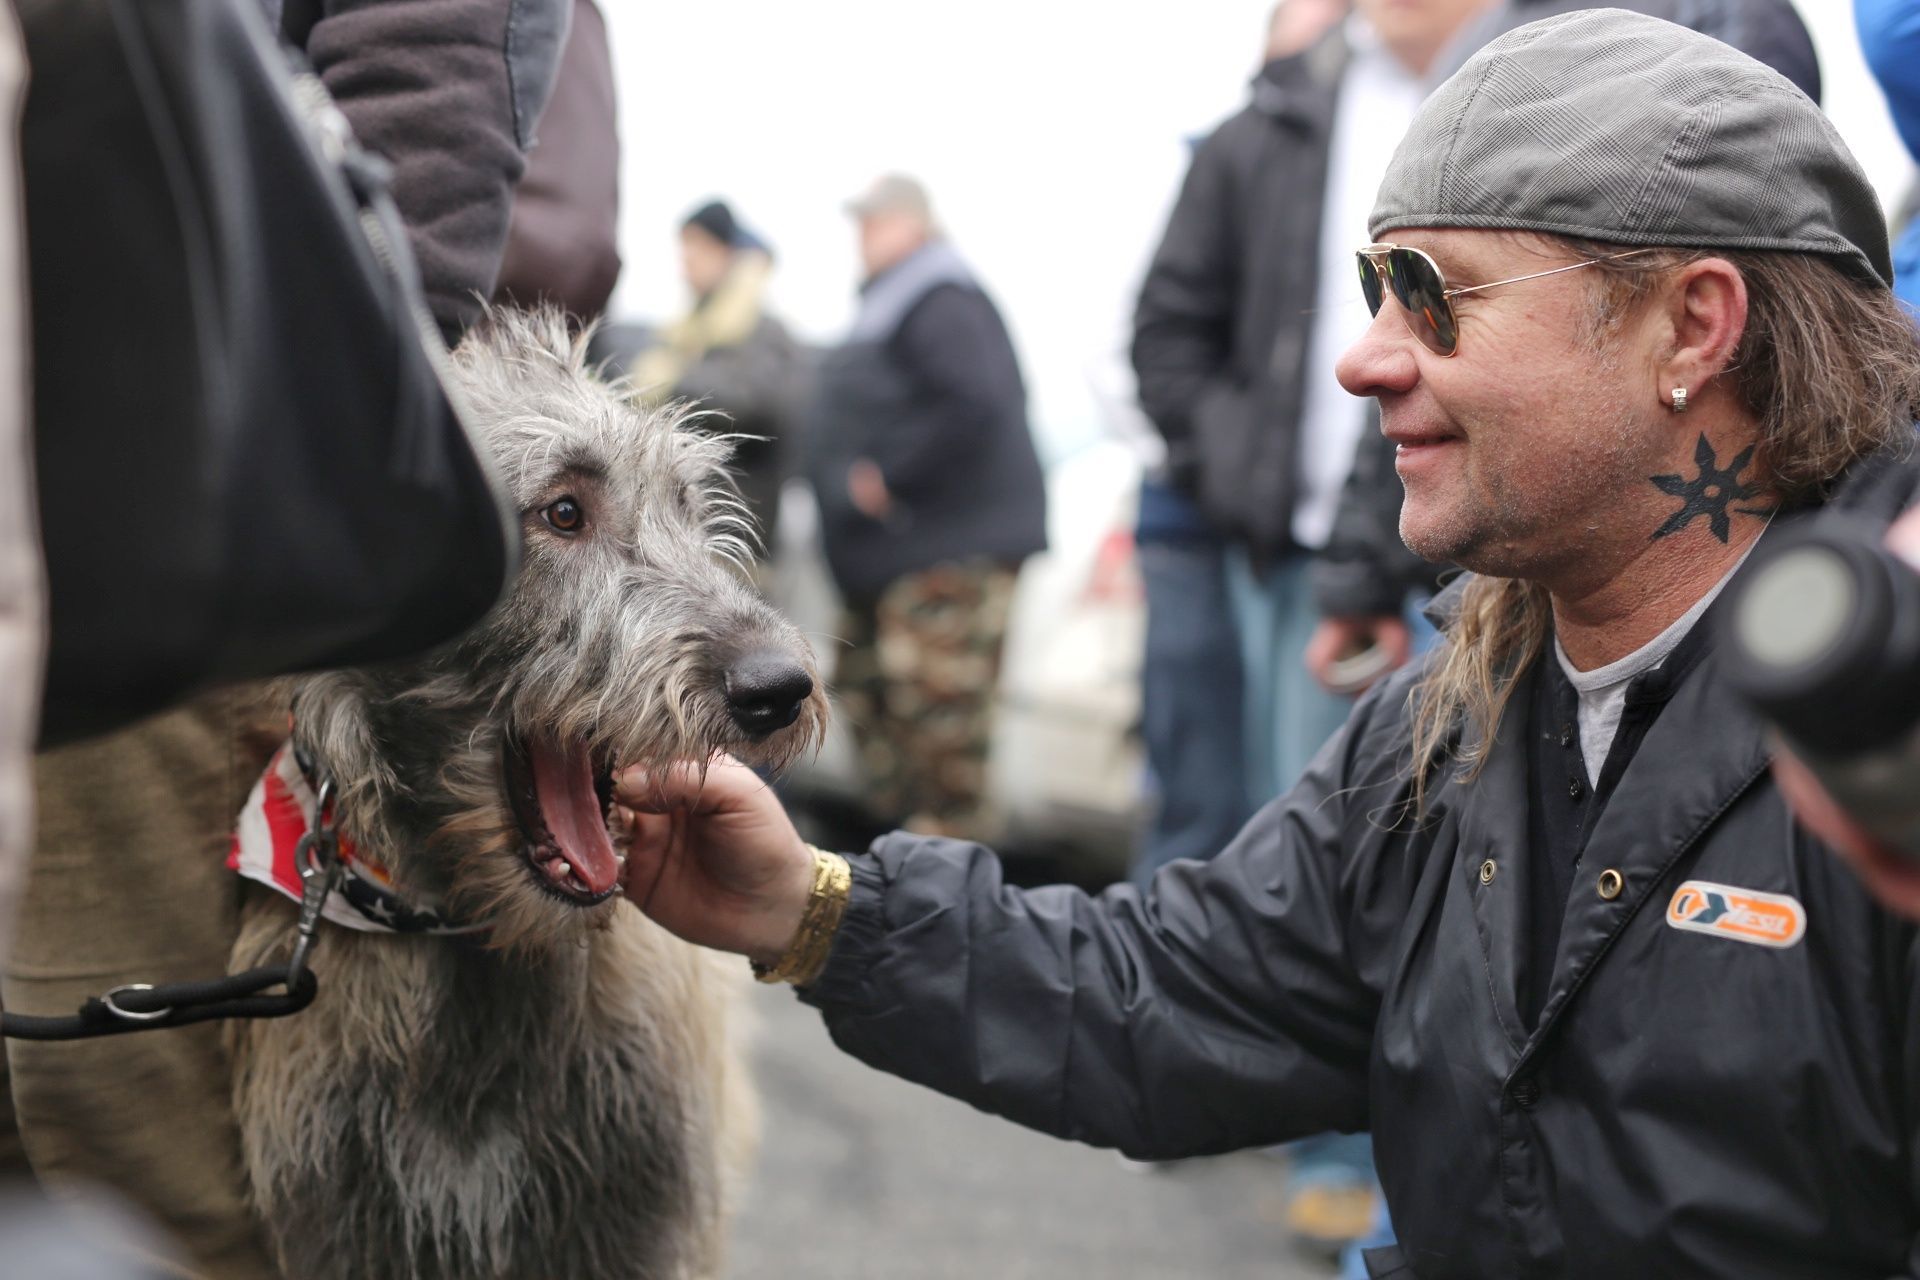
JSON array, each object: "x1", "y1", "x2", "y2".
[
  {"x1": 802, "y1": 453, "x2": 1920, "y2": 1279},
  {"x1": 1129, "y1": 35, "x2": 1345, "y2": 564}
]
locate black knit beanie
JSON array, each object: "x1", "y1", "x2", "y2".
[{"x1": 681, "y1": 200, "x2": 740, "y2": 248}]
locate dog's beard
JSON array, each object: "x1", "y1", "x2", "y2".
[
  {"x1": 366, "y1": 638, "x2": 828, "y2": 955},
  {"x1": 423, "y1": 724, "x2": 623, "y2": 955},
  {"x1": 421, "y1": 718, "x2": 825, "y2": 956}
]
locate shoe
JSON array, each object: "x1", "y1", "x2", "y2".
[{"x1": 1282, "y1": 1182, "x2": 1379, "y2": 1250}]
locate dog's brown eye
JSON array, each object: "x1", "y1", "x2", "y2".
[{"x1": 543, "y1": 497, "x2": 584, "y2": 533}]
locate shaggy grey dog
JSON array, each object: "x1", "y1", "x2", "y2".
[{"x1": 227, "y1": 310, "x2": 825, "y2": 1280}]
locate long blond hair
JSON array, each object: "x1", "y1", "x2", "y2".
[{"x1": 1408, "y1": 244, "x2": 1920, "y2": 811}]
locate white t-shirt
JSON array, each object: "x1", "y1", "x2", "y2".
[
  {"x1": 1553, "y1": 553, "x2": 1754, "y2": 786},
  {"x1": 1289, "y1": 21, "x2": 1424, "y2": 550}
]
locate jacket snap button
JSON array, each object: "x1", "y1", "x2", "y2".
[
  {"x1": 1511, "y1": 1076, "x2": 1540, "y2": 1109},
  {"x1": 1596, "y1": 868, "x2": 1624, "y2": 900},
  {"x1": 1478, "y1": 859, "x2": 1497, "y2": 885}
]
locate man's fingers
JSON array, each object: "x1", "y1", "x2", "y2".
[
  {"x1": 1303, "y1": 620, "x2": 1347, "y2": 682},
  {"x1": 613, "y1": 761, "x2": 704, "y2": 813},
  {"x1": 624, "y1": 807, "x2": 675, "y2": 849},
  {"x1": 613, "y1": 754, "x2": 748, "y2": 813},
  {"x1": 620, "y1": 809, "x2": 679, "y2": 906}
]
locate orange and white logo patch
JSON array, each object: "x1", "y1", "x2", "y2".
[{"x1": 1666, "y1": 881, "x2": 1805, "y2": 949}]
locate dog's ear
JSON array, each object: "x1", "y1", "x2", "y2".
[{"x1": 289, "y1": 670, "x2": 403, "y2": 804}]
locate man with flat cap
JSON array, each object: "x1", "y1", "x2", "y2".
[
  {"x1": 801, "y1": 173, "x2": 1047, "y2": 841},
  {"x1": 613, "y1": 13, "x2": 1920, "y2": 1278}
]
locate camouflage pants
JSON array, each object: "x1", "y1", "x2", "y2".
[{"x1": 836, "y1": 558, "x2": 1018, "y2": 837}]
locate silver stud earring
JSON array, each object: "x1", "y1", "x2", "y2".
[{"x1": 1670, "y1": 386, "x2": 1689, "y2": 414}]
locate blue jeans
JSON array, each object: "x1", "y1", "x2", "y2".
[
  {"x1": 1224, "y1": 549, "x2": 1354, "y2": 805},
  {"x1": 1128, "y1": 535, "x2": 1251, "y2": 890}
]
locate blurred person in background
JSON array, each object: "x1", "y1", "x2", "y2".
[
  {"x1": 1132, "y1": 0, "x2": 1492, "y2": 825},
  {"x1": 1306, "y1": 0, "x2": 1820, "y2": 699},
  {"x1": 1124, "y1": 0, "x2": 1348, "y2": 899},
  {"x1": 1268, "y1": 0, "x2": 1352, "y2": 55},
  {"x1": 802, "y1": 174, "x2": 1046, "y2": 840},
  {"x1": 1857, "y1": 0, "x2": 1920, "y2": 318},
  {"x1": 1454, "y1": 0, "x2": 1818, "y2": 96},
  {"x1": 0, "y1": 1, "x2": 582, "y2": 1271},
  {"x1": 1131, "y1": 0, "x2": 1497, "y2": 1254},
  {"x1": 601, "y1": 199, "x2": 807, "y2": 554}
]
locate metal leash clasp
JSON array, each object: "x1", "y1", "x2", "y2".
[{"x1": 285, "y1": 777, "x2": 342, "y2": 992}]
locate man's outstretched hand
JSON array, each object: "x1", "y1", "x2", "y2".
[
  {"x1": 614, "y1": 756, "x2": 815, "y2": 967},
  {"x1": 1304, "y1": 615, "x2": 1412, "y2": 696}
]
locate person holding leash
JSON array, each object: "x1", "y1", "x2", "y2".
[{"x1": 618, "y1": 12, "x2": 1920, "y2": 1278}]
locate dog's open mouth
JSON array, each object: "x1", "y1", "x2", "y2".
[{"x1": 503, "y1": 734, "x2": 621, "y2": 906}]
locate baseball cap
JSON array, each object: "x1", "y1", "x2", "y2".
[
  {"x1": 1369, "y1": 8, "x2": 1892, "y2": 287},
  {"x1": 844, "y1": 173, "x2": 934, "y2": 222}
]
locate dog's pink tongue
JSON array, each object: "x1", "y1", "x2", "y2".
[{"x1": 529, "y1": 738, "x2": 620, "y2": 895}]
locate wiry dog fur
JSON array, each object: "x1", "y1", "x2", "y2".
[{"x1": 227, "y1": 309, "x2": 824, "y2": 1280}]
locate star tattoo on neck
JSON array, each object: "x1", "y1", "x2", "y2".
[{"x1": 1648, "y1": 434, "x2": 1773, "y2": 543}]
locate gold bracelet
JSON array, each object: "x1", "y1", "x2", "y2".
[{"x1": 751, "y1": 846, "x2": 851, "y2": 987}]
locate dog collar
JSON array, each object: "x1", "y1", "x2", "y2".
[{"x1": 228, "y1": 745, "x2": 485, "y2": 936}]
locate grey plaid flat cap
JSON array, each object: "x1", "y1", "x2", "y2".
[{"x1": 1370, "y1": 8, "x2": 1892, "y2": 287}]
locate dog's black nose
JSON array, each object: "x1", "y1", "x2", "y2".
[{"x1": 724, "y1": 654, "x2": 813, "y2": 737}]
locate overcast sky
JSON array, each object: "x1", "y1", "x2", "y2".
[{"x1": 600, "y1": 2, "x2": 1914, "y2": 461}]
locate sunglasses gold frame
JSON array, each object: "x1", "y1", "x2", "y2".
[{"x1": 1356, "y1": 243, "x2": 1652, "y2": 357}]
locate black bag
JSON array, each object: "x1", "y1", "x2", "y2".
[{"x1": 21, "y1": 0, "x2": 519, "y2": 746}]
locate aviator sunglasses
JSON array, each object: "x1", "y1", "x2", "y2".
[{"x1": 1356, "y1": 243, "x2": 1650, "y2": 357}]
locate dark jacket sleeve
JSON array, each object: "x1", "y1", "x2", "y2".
[
  {"x1": 1311, "y1": 419, "x2": 1448, "y2": 618},
  {"x1": 492, "y1": 0, "x2": 622, "y2": 321},
  {"x1": 798, "y1": 680, "x2": 1419, "y2": 1160},
  {"x1": 299, "y1": 0, "x2": 569, "y2": 337},
  {"x1": 872, "y1": 283, "x2": 1026, "y2": 499},
  {"x1": 1129, "y1": 128, "x2": 1242, "y2": 479}
]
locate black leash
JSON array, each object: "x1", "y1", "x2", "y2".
[
  {"x1": 0, "y1": 773, "x2": 344, "y2": 1041},
  {"x1": 0, "y1": 965, "x2": 319, "y2": 1040}
]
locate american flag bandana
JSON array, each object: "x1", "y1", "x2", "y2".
[{"x1": 227, "y1": 745, "x2": 484, "y2": 936}]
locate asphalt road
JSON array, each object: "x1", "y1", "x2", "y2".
[{"x1": 726, "y1": 982, "x2": 1330, "y2": 1280}]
